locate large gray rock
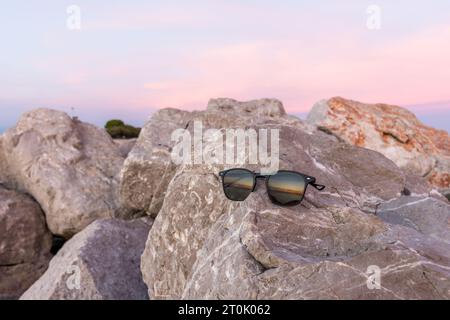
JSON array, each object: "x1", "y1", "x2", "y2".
[
  {"x1": 119, "y1": 108, "x2": 192, "y2": 218},
  {"x1": 1, "y1": 109, "x2": 125, "y2": 237},
  {"x1": 119, "y1": 98, "x2": 304, "y2": 218},
  {"x1": 20, "y1": 218, "x2": 152, "y2": 300},
  {"x1": 0, "y1": 185, "x2": 52, "y2": 299},
  {"x1": 140, "y1": 112, "x2": 449, "y2": 300}
]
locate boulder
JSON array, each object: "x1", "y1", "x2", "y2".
[
  {"x1": 139, "y1": 113, "x2": 449, "y2": 299},
  {"x1": 306, "y1": 97, "x2": 450, "y2": 192},
  {"x1": 119, "y1": 98, "x2": 305, "y2": 218},
  {"x1": 119, "y1": 108, "x2": 192, "y2": 218},
  {"x1": 0, "y1": 185, "x2": 52, "y2": 299},
  {"x1": 1, "y1": 109, "x2": 125, "y2": 237},
  {"x1": 20, "y1": 218, "x2": 152, "y2": 300}
]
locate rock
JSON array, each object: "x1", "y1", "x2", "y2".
[
  {"x1": 20, "y1": 218, "x2": 152, "y2": 300},
  {"x1": 442, "y1": 189, "x2": 450, "y2": 202},
  {"x1": 402, "y1": 173, "x2": 432, "y2": 196},
  {"x1": 119, "y1": 98, "x2": 304, "y2": 217},
  {"x1": 1, "y1": 259, "x2": 51, "y2": 300},
  {"x1": 182, "y1": 205, "x2": 450, "y2": 299},
  {"x1": 0, "y1": 136, "x2": 13, "y2": 187},
  {"x1": 0, "y1": 136, "x2": 4, "y2": 183},
  {"x1": 306, "y1": 97, "x2": 450, "y2": 191},
  {"x1": 0, "y1": 185, "x2": 52, "y2": 299},
  {"x1": 140, "y1": 113, "x2": 448, "y2": 300},
  {"x1": 1, "y1": 109, "x2": 125, "y2": 237},
  {"x1": 119, "y1": 108, "x2": 191, "y2": 218},
  {"x1": 206, "y1": 98, "x2": 286, "y2": 117},
  {"x1": 113, "y1": 138, "x2": 137, "y2": 158},
  {"x1": 377, "y1": 196, "x2": 450, "y2": 243}
]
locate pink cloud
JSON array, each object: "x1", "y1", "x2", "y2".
[
  {"x1": 83, "y1": 4, "x2": 218, "y2": 31},
  {"x1": 135, "y1": 23, "x2": 450, "y2": 113},
  {"x1": 23, "y1": 10, "x2": 450, "y2": 116}
]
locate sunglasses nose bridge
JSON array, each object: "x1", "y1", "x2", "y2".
[{"x1": 253, "y1": 175, "x2": 267, "y2": 191}]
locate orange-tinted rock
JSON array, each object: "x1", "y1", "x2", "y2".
[{"x1": 307, "y1": 97, "x2": 450, "y2": 190}]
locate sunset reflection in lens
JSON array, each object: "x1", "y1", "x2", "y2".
[
  {"x1": 223, "y1": 169, "x2": 255, "y2": 201},
  {"x1": 267, "y1": 171, "x2": 306, "y2": 206}
]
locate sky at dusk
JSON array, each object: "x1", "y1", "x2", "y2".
[{"x1": 0, "y1": 1, "x2": 449, "y2": 132}]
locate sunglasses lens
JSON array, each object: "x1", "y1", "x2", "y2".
[
  {"x1": 267, "y1": 171, "x2": 306, "y2": 206},
  {"x1": 222, "y1": 169, "x2": 254, "y2": 201}
]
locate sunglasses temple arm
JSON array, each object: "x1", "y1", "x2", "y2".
[{"x1": 311, "y1": 183, "x2": 326, "y2": 191}]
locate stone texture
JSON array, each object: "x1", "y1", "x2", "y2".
[
  {"x1": 119, "y1": 108, "x2": 191, "y2": 218},
  {"x1": 306, "y1": 97, "x2": 450, "y2": 191},
  {"x1": 442, "y1": 189, "x2": 450, "y2": 202},
  {"x1": 114, "y1": 138, "x2": 137, "y2": 158},
  {"x1": 139, "y1": 103, "x2": 449, "y2": 300},
  {"x1": 20, "y1": 218, "x2": 152, "y2": 300},
  {"x1": 0, "y1": 185, "x2": 52, "y2": 299},
  {"x1": 377, "y1": 196, "x2": 450, "y2": 243},
  {"x1": 182, "y1": 204, "x2": 450, "y2": 299},
  {"x1": 3, "y1": 97, "x2": 449, "y2": 301},
  {"x1": 1, "y1": 109, "x2": 125, "y2": 237},
  {"x1": 119, "y1": 98, "x2": 306, "y2": 217}
]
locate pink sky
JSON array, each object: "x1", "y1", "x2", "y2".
[{"x1": 0, "y1": 1, "x2": 449, "y2": 131}]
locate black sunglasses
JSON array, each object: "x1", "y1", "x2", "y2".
[{"x1": 219, "y1": 168, "x2": 325, "y2": 206}]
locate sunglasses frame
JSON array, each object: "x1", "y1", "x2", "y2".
[{"x1": 219, "y1": 168, "x2": 325, "y2": 206}]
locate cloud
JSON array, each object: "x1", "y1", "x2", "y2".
[
  {"x1": 143, "y1": 82, "x2": 173, "y2": 90},
  {"x1": 134, "y1": 23, "x2": 450, "y2": 112},
  {"x1": 3, "y1": 1, "x2": 450, "y2": 119}
]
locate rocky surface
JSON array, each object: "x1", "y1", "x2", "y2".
[
  {"x1": 0, "y1": 136, "x2": 13, "y2": 187},
  {"x1": 20, "y1": 218, "x2": 152, "y2": 300},
  {"x1": 377, "y1": 196, "x2": 450, "y2": 243},
  {"x1": 119, "y1": 108, "x2": 191, "y2": 218},
  {"x1": 307, "y1": 97, "x2": 450, "y2": 192},
  {"x1": 2, "y1": 97, "x2": 449, "y2": 300},
  {"x1": 140, "y1": 99, "x2": 450, "y2": 299},
  {"x1": 120, "y1": 98, "x2": 305, "y2": 217},
  {"x1": 0, "y1": 109, "x2": 125, "y2": 237},
  {"x1": 114, "y1": 138, "x2": 137, "y2": 158},
  {"x1": 442, "y1": 189, "x2": 450, "y2": 202},
  {"x1": 182, "y1": 205, "x2": 450, "y2": 299},
  {"x1": 0, "y1": 185, "x2": 52, "y2": 299}
]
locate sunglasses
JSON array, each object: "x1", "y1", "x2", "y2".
[{"x1": 219, "y1": 169, "x2": 325, "y2": 206}]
